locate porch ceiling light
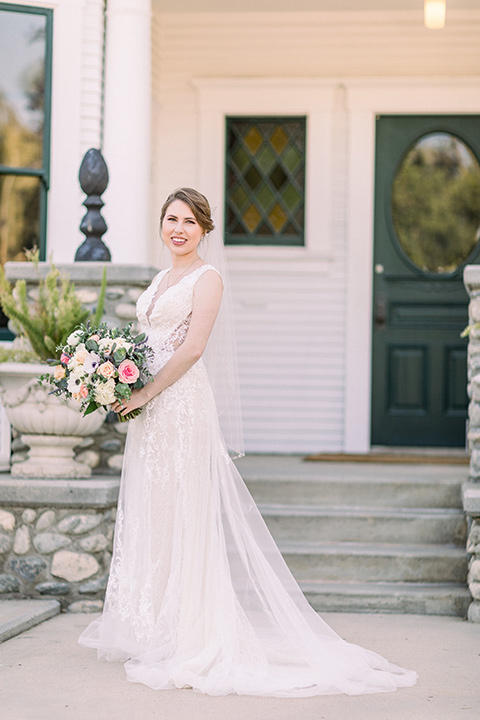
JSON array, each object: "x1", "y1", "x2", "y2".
[{"x1": 424, "y1": 0, "x2": 446, "y2": 29}]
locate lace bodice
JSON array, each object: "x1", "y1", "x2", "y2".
[{"x1": 136, "y1": 264, "x2": 220, "y2": 373}]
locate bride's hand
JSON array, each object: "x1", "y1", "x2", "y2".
[{"x1": 111, "y1": 388, "x2": 148, "y2": 417}]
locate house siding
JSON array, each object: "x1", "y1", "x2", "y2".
[{"x1": 150, "y1": 9, "x2": 479, "y2": 453}]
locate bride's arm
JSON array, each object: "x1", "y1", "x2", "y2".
[{"x1": 114, "y1": 270, "x2": 223, "y2": 415}]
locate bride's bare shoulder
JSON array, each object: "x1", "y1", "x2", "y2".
[{"x1": 194, "y1": 266, "x2": 223, "y2": 296}]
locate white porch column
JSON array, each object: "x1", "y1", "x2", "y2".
[{"x1": 103, "y1": 0, "x2": 151, "y2": 264}]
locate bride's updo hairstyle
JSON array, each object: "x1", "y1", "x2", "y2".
[{"x1": 160, "y1": 187, "x2": 215, "y2": 235}]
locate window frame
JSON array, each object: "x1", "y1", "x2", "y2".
[
  {"x1": 192, "y1": 78, "x2": 337, "y2": 269},
  {"x1": 224, "y1": 115, "x2": 307, "y2": 248},
  {"x1": 0, "y1": 2, "x2": 53, "y2": 264}
]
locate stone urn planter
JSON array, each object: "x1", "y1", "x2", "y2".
[{"x1": 0, "y1": 362, "x2": 106, "y2": 478}]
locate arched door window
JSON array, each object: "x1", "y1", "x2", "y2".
[{"x1": 391, "y1": 132, "x2": 480, "y2": 275}]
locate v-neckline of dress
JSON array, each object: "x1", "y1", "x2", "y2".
[{"x1": 145, "y1": 264, "x2": 208, "y2": 324}]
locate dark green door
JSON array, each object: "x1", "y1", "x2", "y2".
[{"x1": 371, "y1": 115, "x2": 480, "y2": 447}]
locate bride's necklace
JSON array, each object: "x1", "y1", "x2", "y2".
[{"x1": 166, "y1": 257, "x2": 201, "y2": 289}]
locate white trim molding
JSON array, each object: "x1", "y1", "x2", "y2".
[
  {"x1": 343, "y1": 76, "x2": 480, "y2": 452},
  {"x1": 192, "y1": 78, "x2": 340, "y2": 270}
]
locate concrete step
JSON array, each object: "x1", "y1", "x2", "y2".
[
  {"x1": 246, "y1": 475, "x2": 463, "y2": 509},
  {"x1": 258, "y1": 504, "x2": 467, "y2": 545},
  {"x1": 300, "y1": 581, "x2": 472, "y2": 616},
  {"x1": 280, "y1": 541, "x2": 468, "y2": 584},
  {"x1": 0, "y1": 599, "x2": 61, "y2": 643},
  {"x1": 238, "y1": 457, "x2": 465, "y2": 509},
  {"x1": 235, "y1": 456, "x2": 470, "y2": 614}
]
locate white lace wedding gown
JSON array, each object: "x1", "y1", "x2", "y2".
[{"x1": 79, "y1": 265, "x2": 418, "y2": 697}]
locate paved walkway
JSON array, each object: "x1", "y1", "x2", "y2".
[{"x1": 1, "y1": 610, "x2": 479, "y2": 720}]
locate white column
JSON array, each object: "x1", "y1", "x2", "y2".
[{"x1": 102, "y1": 0, "x2": 151, "y2": 264}]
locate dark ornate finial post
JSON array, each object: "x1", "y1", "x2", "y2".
[{"x1": 75, "y1": 148, "x2": 112, "y2": 261}]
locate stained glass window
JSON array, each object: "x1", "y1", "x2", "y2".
[{"x1": 225, "y1": 118, "x2": 306, "y2": 246}]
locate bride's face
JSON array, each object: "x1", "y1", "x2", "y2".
[{"x1": 161, "y1": 199, "x2": 203, "y2": 258}]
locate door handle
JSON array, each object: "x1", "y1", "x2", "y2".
[{"x1": 374, "y1": 295, "x2": 387, "y2": 330}]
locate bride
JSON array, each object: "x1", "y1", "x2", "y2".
[{"x1": 79, "y1": 187, "x2": 418, "y2": 697}]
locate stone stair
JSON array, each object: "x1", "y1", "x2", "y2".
[{"x1": 235, "y1": 455, "x2": 471, "y2": 616}]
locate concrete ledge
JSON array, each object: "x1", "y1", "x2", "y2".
[
  {"x1": 0, "y1": 599, "x2": 60, "y2": 643},
  {"x1": 0, "y1": 474, "x2": 120, "y2": 507},
  {"x1": 4, "y1": 261, "x2": 158, "y2": 284},
  {"x1": 463, "y1": 482, "x2": 480, "y2": 517}
]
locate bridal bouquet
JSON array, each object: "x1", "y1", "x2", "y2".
[{"x1": 39, "y1": 322, "x2": 154, "y2": 422}]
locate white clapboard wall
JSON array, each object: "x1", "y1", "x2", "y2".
[
  {"x1": 230, "y1": 262, "x2": 346, "y2": 454},
  {"x1": 149, "y1": 7, "x2": 479, "y2": 452}
]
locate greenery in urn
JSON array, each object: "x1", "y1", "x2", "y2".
[{"x1": 0, "y1": 248, "x2": 107, "y2": 363}]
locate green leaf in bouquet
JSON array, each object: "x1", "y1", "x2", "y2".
[
  {"x1": 83, "y1": 401, "x2": 99, "y2": 417},
  {"x1": 132, "y1": 378, "x2": 144, "y2": 389},
  {"x1": 113, "y1": 348, "x2": 127, "y2": 363},
  {"x1": 85, "y1": 338, "x2": 99, "y2": 352},
  {"x1": 114, "y1": 383, "x2": 130, "y2": 400},
  {"x1": 133, "y1": 333, "x2": 146, "y2": 344}
]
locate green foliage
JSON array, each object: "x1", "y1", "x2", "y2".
[{"x1": 0, "y1": 249, "x2": 108, "y2": 362}]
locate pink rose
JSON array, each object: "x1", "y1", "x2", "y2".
[
  {"x1": 60, "y1": 353, "x2": 70, "y2": 365},
  {"x1": 97, "y1": 361, "x2": 116, "y2": 379},
  {"x1": 118, "y1": 359, "x2": 140, "y2": 384},
  {"x1": 89, "y1": 334, "x2": 100, "y2": 342},
  {"x1": 79, "y1": 384, "x2": 89, "y2": 399}
]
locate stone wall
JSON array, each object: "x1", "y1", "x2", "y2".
[
  {"x1": 463, "y1": 485, "x2": 480, "y2": 623},
  {"x1": 463, "y1": 265, "x2": 480, "y2": 622},
  {"x1": 0, "y1": 477, "x2": 119, "y2": 611}
]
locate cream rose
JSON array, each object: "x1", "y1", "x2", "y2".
[
  {"x1": 94, "y1": 378, "x2": 116, "y2": 405},
  {"x1": 73, "y1": 347, "x2": 88, "y2": 365},
  {"x1": 54, "y1": 365, "x2": 66, "y2": 380},
  {"x1": 68, "y1": 344, "x2": 87, "y2": 372},
  {"x1": 96, "y1": 361, "x2": 116, "y2": 379}
]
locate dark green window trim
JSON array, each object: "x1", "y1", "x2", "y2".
[
  {"x1": 0, "y1": 2, "x2": 53, "y2": 263},
  {"x1": 225, "y1": 116, "x2": 306, "y2": 247}
]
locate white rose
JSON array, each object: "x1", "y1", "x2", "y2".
[
  {"x1": 98, "y1": 337, "x2": 132, "y2": 354},
  {"x1": 98, "y1": 337, "x2": 113, "y2": 351},
  {"x1": 67, "y1": 330, "x2": 83, "y2": 347},
  {"x1": 112, "y1": 338, "x2": 133, "y2": 352},
  {"x1": 94, "y1": 377, "x2": 116, "y2": 405}
]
